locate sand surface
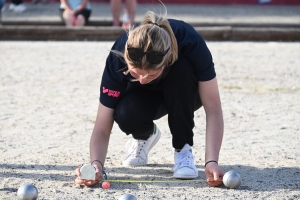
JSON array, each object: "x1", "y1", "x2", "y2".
[{"x1": 0, "y1": 41, "x2": 299, "y2": 199}]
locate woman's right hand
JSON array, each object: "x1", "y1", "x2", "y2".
[
  {"x1": 205, "y1": 162, "x2": 224, "y2": 187},
  {"x1": 74, "y1": 163, "x2": 103, "y2": 186}
]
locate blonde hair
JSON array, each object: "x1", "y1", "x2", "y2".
[{"x1": 113, "y1": 5, "x2": 178, "y2": 73}]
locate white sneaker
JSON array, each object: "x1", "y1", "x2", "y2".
[
  {"x1": 122, "y1": 124, "x2": 161, "y2": 166},
  {"x1": 13, "y1": 3, "x2": 26, "y2": 12},
  {"x1": 8, "y1": 3, "x2": 15, "y2": 11},
  {"x1": 173, "y1": 143, "x2": 198, "y2": 179}
]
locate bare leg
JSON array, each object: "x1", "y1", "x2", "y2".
[
  {"x1": 63, "y1": 10, "x2": 73, "y2": 27},
  {"x1": 75, "y1": 14, "x2": 86, "y2": 27},
  {"x1": 110, "y1": 0, "x2": 122, "y2": 26},
  {"x1": 125, "y1": 0, "x2": 136, "y2": 26}
]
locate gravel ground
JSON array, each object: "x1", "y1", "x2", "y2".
[{"x1": 0, "y1": 41, "x2": 299, "y2": 200}]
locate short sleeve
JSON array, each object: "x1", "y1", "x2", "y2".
[
  {"x1": 99, "y1": 33, "x2": 129, "y2": 109},
  {"x1": 170, "y1": 19, "x2": 216, "y2": 81}
]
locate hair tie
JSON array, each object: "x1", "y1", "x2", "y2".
[{"x1": 149, "y1": 22, "x2": 159, "y2": 27}]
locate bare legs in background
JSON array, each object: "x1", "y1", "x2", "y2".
[{"x1": 110, "y1": 0, "x2": 136, "y2": 27}]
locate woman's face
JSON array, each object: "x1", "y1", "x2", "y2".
[{"x1": 128, "y1": 65, "x2": 165, "y2": 84}]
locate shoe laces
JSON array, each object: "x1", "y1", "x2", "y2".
[
  {"x1": 124, "y1": 139, "x2": 147, "y2": 158},
  {"x1": 174, "y1": 149, "x2": 194, "y2": 169}
]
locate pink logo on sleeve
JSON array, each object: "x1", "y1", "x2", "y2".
[
  {"x1": 102, "y1": 87, "x2": 120, "y2": 98},
  {"x1": 103, "y1": 87, "x2": 109, "y2": 93}
]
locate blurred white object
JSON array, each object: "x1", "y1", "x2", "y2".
[
  {"x1": 8, "y1": 3, "x2": 15, "y2": 10},
  {"x1": 9, "y1": 3, "x2": 26, "y2": 12},
  {"x1": 14, "y1": 3, "x2": 26, "y2": 12},
  {"x1": 122, "y1": 7, "x2": 130, "y2": 29}
]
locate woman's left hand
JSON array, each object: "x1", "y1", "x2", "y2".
[{"x1": 205, "y1": 162, "x2": 224, "y2": 187}]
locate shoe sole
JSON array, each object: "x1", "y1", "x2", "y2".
[
  {"x1": 173, "y1": 173, "x2": 198, "y2": 179},
  {"x1": 122, "y1": 128, "x2": 161, "y2": 167}
]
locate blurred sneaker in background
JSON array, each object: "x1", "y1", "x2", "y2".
[
  {"x1": 9, "y1": 3, "x2": 26, "y2": 12},
  {"x1": 8, "y1": 3, "x2": 15, "y2": 10}
]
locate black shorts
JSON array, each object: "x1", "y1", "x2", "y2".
[{"x1": 59, "y1": 8, "x2": 91, "y2": 23}]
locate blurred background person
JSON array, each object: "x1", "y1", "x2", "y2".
[
  {"x1": 60, "y1": 0, "x2": 91, "y2": 27},
  {"x1": 110, "y1": 0, "x2": 136, "y2": 28},
  {"x1": 0, "y1": 0, "x2": 5, "y2": 25},
  {"x1": 8, "y1": 0, "x2": 26, "y2": 12},
  {"x1": 0, "y1": 0, "x2": 5, "y2": 11}
]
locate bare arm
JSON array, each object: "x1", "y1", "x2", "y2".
[
  {"x1": 60, "y1": 0, "x2": 73, "y2": 11},
  {"x1": 90, "y1": 102, "x2": 114, "y2": 170},
  {"x1": 75, "y1": 102, "x2": 114, "y2": 186},
  {"x1": 198, "y1": 77, "x2": 224, "y2": 186}
]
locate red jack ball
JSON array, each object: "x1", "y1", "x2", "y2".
[{"x1": 102, "y1": 181, "x2": 110, "y2": 189}]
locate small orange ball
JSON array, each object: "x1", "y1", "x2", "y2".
[{"x1": 102, "y1": 181, "x2": 110, "y2": 189}]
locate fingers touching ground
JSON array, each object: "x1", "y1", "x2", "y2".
[{"x1": 74, "y1": 167, "x2": 100, "y2": 187}]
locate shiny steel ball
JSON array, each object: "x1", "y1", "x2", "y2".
[
  {"x1": 118, "y1": 194, "x2": 137, "y2": 200},
  {"x1": 223, "y1": 170, "x2": 241, "y2": 189},
  {"x1": 17, "y1": 184, "x2": 38, "y2": 200}
]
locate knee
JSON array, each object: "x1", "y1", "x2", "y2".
[
  {"x1": 62, "y1": 11, "x2": 73, "y2": 26},
  {"x1": 114, "y1": 104, "x2": 134, "y2": 133},
  {"x1": 75, "y1": 15, "x2": 86, "y2": 26},
  {"x1": 63, "y1": 10, "x2": 71, "y2": 19},
  {"x1": 114, "y1": 98, "x2": 156, "y2": 134},
  {"x1": 113, "y1": 98, "x2": 144, "y2": 133}
]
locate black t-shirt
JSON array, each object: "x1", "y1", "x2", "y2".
[{"x1": 100, "y1": 19, "x2": 216, "y2": 109}]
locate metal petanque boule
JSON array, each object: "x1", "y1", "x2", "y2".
[
  {"x1": 223, "y1": 170, "x2": 241, "y2": 189},
  {"x1": 118, "y1": 194, "x2": 137, "y2": 200},
  {"x1": 17, "y1": 183, "x2": 38, "y2": 200}
]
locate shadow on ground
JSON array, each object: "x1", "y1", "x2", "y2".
[{"x1": 0, "y1": 163, "x2": 299, "y2": 191}]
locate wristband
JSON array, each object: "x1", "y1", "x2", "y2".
[
  {"x1": 91, "y1": 160, "x2": 104, "y2": 170},
  {"x1": 91, "y1": 160, "x2": 108, "y2": 180},
  {"x1": 205, "y1": 160, "x2": 218, "y2": 168}
]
